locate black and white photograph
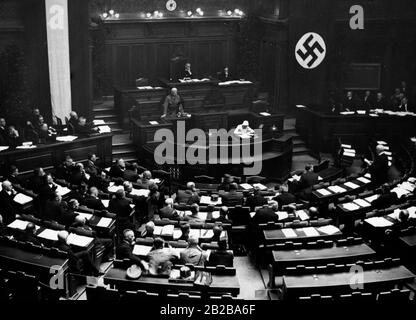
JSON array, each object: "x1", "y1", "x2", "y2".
[{"x1": 1, "y1": 0, "x2": 416, "y2": 311}]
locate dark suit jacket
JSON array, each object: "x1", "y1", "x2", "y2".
[
  {"x1": 374, "y1": 98, "x2": 387, "y2": 109},
  {"x1": 342, "y1": 97, "x2": 359, "y2": 111},
  {"x1": 17, "y1": 232, "x2": 42, "y2": 246},
  {"x1": 299, "y1": 172, "x2": 319, "y2": 190},
  {"x1": 221, "y1": 191, "x2": 244, "y2": 207},
  {"x1": 159, "y1": 206, "x2": 180, "y2": 220},
  {"x1": 83, "y1": 196, "x2": 105, "y2": 211},
  {"x1": 369, "y1": 153, "x2": 389, "y2": 186},
  {"x1": 0, "y1": 190, "x2": 18, "y2": 224},
  {"x1": 123, "y1": 170, "x2": 140, "y2": 182},
  {"x1": 109, "y1": 198, "x2": 132, "y2": 220},
  {"x1": 218, "y1": 71, "x2": 233, "y2": 82},
  {"x1": 253, "y1": 207, "x2": 279, "y2": 224},
  {"x1": 207, "y1": 250, "x2": 234, "y2": 267},
  {"x1": 176, "y1": 189, "x2": 200, "y2": 205},
  {"x1": 245, "y1": 194, "x2": 268, "y2": 211},
  {"x1": 116, "y1": 241, "x2": 143, "y2": 265},
  {"x1": 43, "y1": 199, "x2": 66, "y2": 222},
  {"x1": 109, "y1": 165, "x2": 125, "y2": 179},
  {"x1": 273, "y1": 192, "x2": 296, "y2": 207}
]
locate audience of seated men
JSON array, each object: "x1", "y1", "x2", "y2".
[
  {"x1": 206, "y1": 239, "x2": 234, "y2": 267},
  {"x1": 221, "y1": 183, "x2": 243, "y2": 207},
  {"x1": 116, "y1": 229, "x2": 148, "y2": 270},
  {"x1": 273, "y1": 183, "x2": 296, "y2": 207},
  {"x1": 246, "y1": 187, "x2": 268, "y2": 211},
  {"x1": 146, "y1": 237, "x2": 179, "y2": 276},
  {"x1": 180, "y1": 235, "x2": 208, "y2": 266},
  {"x1": 176, "y1": 182, "x2": 200, "y2": 205}
]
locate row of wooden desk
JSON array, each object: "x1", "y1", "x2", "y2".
[{"x1": 296, "y1": 106, "x2": 416, "y2": 153}]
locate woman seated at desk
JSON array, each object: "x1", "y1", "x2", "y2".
[{"x1": 161, "y1": 87, "x2": 186, "y2": 118}]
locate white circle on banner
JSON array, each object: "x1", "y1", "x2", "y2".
[{"x1": 295, "y1": 32, "x2": 326, "y2": 69}]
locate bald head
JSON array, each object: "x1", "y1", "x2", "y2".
[
  {"x1": 75, "y1": 215, "x2": 86, "y2": 225},
  {"x1": 171, "y1": 87, "x2": 178, "y2": 96},
  {"x1": 188, "y1": 234, "x2": 199, "y2": 246},
  {"x1": 187, "y1": 182, "x2": 195, "y2": 190},
  {"x1": 1, "y1": 180, "x2": 12, "y2": 192},
  {"x1": 57, "y1": 231, "x2": 69, "y2": 243}
]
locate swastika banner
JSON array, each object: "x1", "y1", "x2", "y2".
[{"x1": 45, "y1": 0, "x2": 72, "y2": 121}]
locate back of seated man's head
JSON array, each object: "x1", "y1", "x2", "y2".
[
  {"x1": 68, "y1": 199, "x2": 79, "y2": 209},
  {"x1": 218, "y1": 239, "x2": 227, "y2": 251},
  {"x1": 146, "y1": 221, "x2": 155, "y2": 233},
  {"x1": 186, "y1": 182, "x2": 195, "y2": 191},
  {"x1": 305, "y1": 164, "x2": 313, "y2": 172},
  {"x1": 57, "y1": 230, "x2": 69, "y2": 243},
  {"x1": 74, "y1": 215, "x2": 86, "y2": 225},
  {"x1": 190, "y1": 203, "x2": 199, "y2": 215},
  {"x1": 229, "y1": 183, "x2": 238, "y2": 191},
  {"x1": 143, "y1": 170, "x2": 152, "y2": 180},
  {"x1": 90, "y1": 186, "x2": 98, "y2": 197},
  {"x1": 309, "y1": 207, "x2": 319, "y2": 218},
  {"x1": 270, "y1": 201, "x2": 279, "y2": 211},
  {"x1": 286, "y1": 204, "x2": 296, "y2": 214},
  {"x1": 220, "y1": 206, "x2": 228, "y2": 217},
  {"x1": 123, "y1": 181, "x2": 132, "y2": 192},
  {"x1": 25, "y1": 222, "x2": 36, "y2": 235},
  {"x1": 213, "y1": 225, "x2": 223, "y2": 236},
  {"x1": 165, "y1": 198, "x2": 174, "y2": 207},
  {"x1": 153, "y1": 237, "x2": 164, "y2": 250},
  {"x1": 399, "y1": 210, "x2": 409, "y2": 223},
  {"x1": 188, "y1": 234, "x2": 199, "y2": 246},
  {"x1": 115, "y1": 189, "x2": 125, "y2": 199}
]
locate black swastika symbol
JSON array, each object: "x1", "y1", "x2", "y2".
[{"x1": 296, "y1": 34, "x2": 325, "y2": 68}]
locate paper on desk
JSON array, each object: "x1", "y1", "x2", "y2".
[
  {"x1": 260, "y1": 112, "x2": 271, "y2": 117},
  {"x1": 212, "y1": 211, "x2": 220, "y2": 219},
  {"x1": 37, "y1": 229, "x2": 59, "y2": 241},
  {"x1": 55, "y1": 185, "x2": 71, "y2": 196},
  {"x1": 16, "y1": 145, "x2": 36, "y2": 149},
  {"x1": 341, "y1": 144, "x2": 352, "y2": 149},
  {"x1": 342, "y1": 202, "x2": 361, "y2": 211},
  {"x1": 366, "y1": 217, "x2": 394, "y2": 228},
  {"x1": 161, "y1": 225, "x2": 174, "y2": 236},
  {"x1": 328, "y1": 186, "x2": 347, "y2": 194},
  {"x1": 357, "y1": 177, "x2": 371, "y2": 184},
  {"x1": 76, "y1": 212, "x2": 93, "y2": 221},
  {"x1": 0, "y1": 146, "x2": 9, "y2": 152},
  {"x1": 357, "y1": 110, "x2": 366, "y2": 115},
  {"x1": 365, "y1": 194, "x2": 379, "y2": 203},
  {"x1": 343, "y1": 148, "x2": 356, "y2": 154},
  {"x1": 353, "y1": 199, "x2": 371, "y2": 208},
  {"x1": 101, "y1": 199, "x2": 109, "y2": 208},
  {"x1": 13, "y1": 193, "x2": 33, "y2": 205},
  {"x1": 344, "y1": 182, "x2": 360, "y2": 190},
  {"x1": 149, "y1": 178, "x2": 161, "y2": 184},
  {"x1": 291, "y1": 175, "x2": 301, "y2": 182},
  {"x1": 398, "y1": 182, "x2": 415, "y2": 192},
  {"x1": 149, "y1": 121, "x2": 159, "y2": 125},
  {"x1": 130, "y1": 188, "x2": 150, "y2": 197},
  {"x1": 318, "y1": 176, "x2": 323, "y2": 181},
  {"x1": 173, "y1": 229, "x2": 182, "y2": 240},
  {"x1": 108, "y1": 185, "x2": 123, "y2": 193},
  {"x1": 200, "y1": 229, "x2": 214, "y2": 239},
  {"x1": 253, "y1": 183, "x2": 267, "y2": 191},
  {"x1": 8, "y1": 219, "x2": 31, "y2": 230},
  {"x1": 189, "y1": 229, "x2": 200, "y2": 238},
  {"x1": 317, "y1": 225, "x2": 340, "y2": 235},
  {"x1": 93, "y1": 120, "x2": 105, "y2": 125},
  {"x1": 133, "y1": 245, "x2": 152, "y2": 256},
  {"x1": 316, "y1": 189, "x2": 332, "y2": 196},
  {"x1": 276, "y1": 211, "x2": 289, "y2": 220},
  {"x1": 406, "y1": 206, "x2": 416, "y2": 219},
  {"x1": 56, "y1": 135, "x2": 78, "y2": 142},
  {"x1": 67, "y1": 233, "x2": 94, "y2": 247},
  {"x1": 281, "y1": 228, "x2": 297, "y2": 238},
  {"x1": 97, "y1": 217, "x2": 112, "y2": 228},
  {"x1": 391, "y1": 187, "x2": 410, "y2": 199},
  {"x1": 296, "y1": 210, "x2": 310, "y2": 221},
  {"x1": 98, "y1": 125, "x2": 111, "y2": 133},
  {"x1": 197, "y1": 212, "x2": 208, "y2": 221},
  {"x1": 154, "y1": 226, "x2": 163, "y2": 236},
  {"x1": 302, "y1": 227, "x2": 320, "y2": 237},
  {"x1": 340, "y1": 111, "x2": 355, "y2": 115},
  {"x1": 200, "y1": 195, "x2": 222, "y2": 205},
  {"x1": 239, "y1": 183, "x2": 253, "y2": 190},
  {"x1": 343, "y1": 152, "x2": 355, "y2": 158},
  {"x1": 377, "y1": 141, "x2": 387, "y2": 145}
]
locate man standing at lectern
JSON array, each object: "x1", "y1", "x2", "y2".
[{"x1": 162, "y1": 88, "x2": 185, "y2": 118}]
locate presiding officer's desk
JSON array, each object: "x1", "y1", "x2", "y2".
[
  {"x1": 0, "y1": 133, "x2": 113, "y2": 177},
  {"x1": 296, "y1": 105, "x2": 416, "y2": 153}
]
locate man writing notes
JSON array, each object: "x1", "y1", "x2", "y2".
[
  {"x1": 234, "y1": 120, "x2": 254, "y2": 138},
  {"x1": 161, "y1": 87, "x2": 185, "y2": 118}
]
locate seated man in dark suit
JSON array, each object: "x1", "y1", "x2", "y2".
[
  {"x1": 140, "y1": 221, "x2": 155, "y2": 238},
  {"x1": 362, "y1": 90, "x2": 374, "y2": 111},
  {"x1": 217, "y1": 174, "x2": 234, "y2": 192},
  {"x1": 298, "y1": 164, "x2": 319, "y2": 191},
  {"x1": 159, "y1": 198, "x2": 180, "y2": 220},
  {"x1": 396, "y1": 97, "x2": 412, "y2": 113},
  {"x1": 17, "y1": 222, "x2": 42, "y2": 245},
  {"x1": 146, "y1": 237, "x2": 179, "y2": 276},
  {"x1": 341, "y1": 91, "x2": 359, "y2": 112},
  {"x1": 245, "y1": 187, "x2": 268, "y2": 211},
  {"x1": 135, "y1": 170, "x2": 153, "y2": 189},
  {"x1": 55, "y1": 155, "x2": 76, "y2": 184},
  {"x1": 7, "y1": 165, "x2": 27, "y2": 191},
  {"x1": 75, "y1": 116, "x2": 98, "y2": 136},
  {"x1": 252, "y1": 202, "x2": 280, "y2": 224},
  {"x1": 206, "y1": 239, "x2": 234, "y2": 267},
  {"x1": 371, "y1": 184, "x2": 398, "y2": 209},
  {"x1": 109, "y1": 158, "x2": 126, "y2": 179},
  {"x1": 0, "y1": 180, "x2": 19, "y2": 224},
  {"x1": 183, "y1": 204, "x2": 204, "y2": 223},
  {"x1": 273, "y1": 183, "x2": 296, "y2": 208},
  {"x1": 89, "y1": 171, "x2": 110, "y2": 193},
  {"x1": 221, "y1": 183, "x2": 243, "y2": 207},
  {"x1": 218, "y1": 67, "x2": 233, "y2": 82},
  {"x1": 374, "y1": 92, "x2": 387, "y2": 109},
  {"x1": 116, "y1": 229, "x2": 148, "y2": 269},
  {"x1": 85, "y1": 153, "x2": 101, "y2": 177},
  {"x1": 181, "y1": 62, "x2": 194, "y2": 80},
  {"x1": 43, "y1": 193, "x2": 67, "y2": 223},
  {"x1": 123, "y1": 163, "x2": 140, "y2": 182},
  {"x1": 83, "y1": 187, "x2": 106, "y2": 211},
  {"x1": 176, "y1": 182, "x2": 200, "y2": 205},
  {"x1": 27, "y1": 167, "x2": 46, "y2": 192}
]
